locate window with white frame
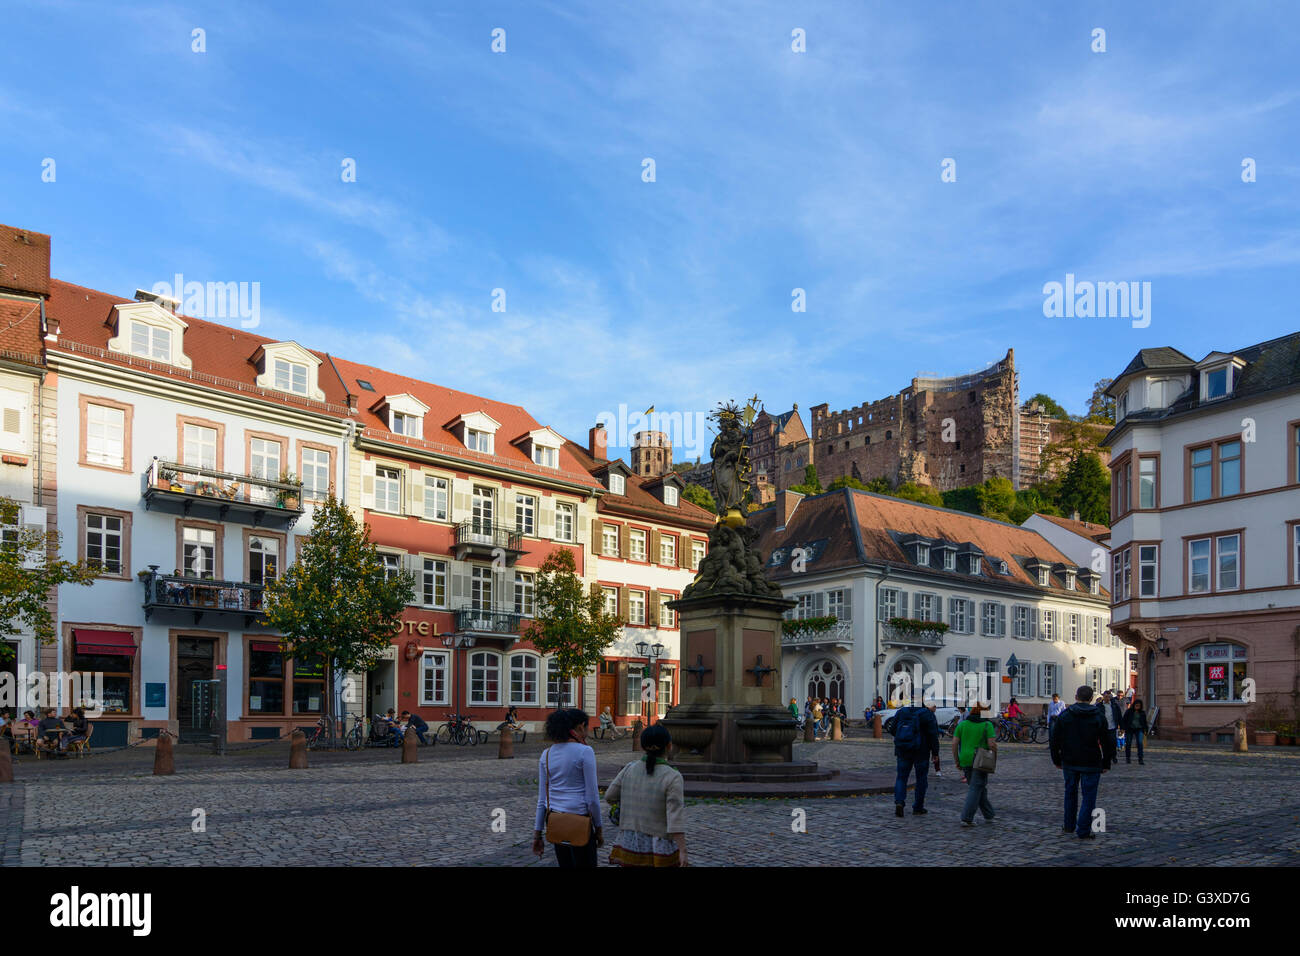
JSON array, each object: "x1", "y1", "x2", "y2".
[
  {"x1": 466, "y1": 428, "x2": 492, "y2": 453},
  {"x1": 949, "y1": 598, "x2": 972, "y2": 634},
  {"x1": 657, "y1": 666, "x2": 674, "y2": 718},
  {"x1": 1216, "y1": 533, "x2": 1241, "y2": 590},
  {"x1": 942, "y1": 550, "x2": 955, "y2": 571},
  {"x1": 183, "y1": 526, "x2": 216, "y2": 578},
  {"x1": 1134, "y1": 545, "x2": 1156, "y2": 598},
  {"x1": 515, "y1": 494, "x2": 536, "y2": 536},
  {"x1": 625, "y1": 669, "x2": 643, "y2": 713},
  {"x1": 532, "y1": 444, "x2": 558, "y2": 468},
  {"x1": 249, "y1": 437, "x2": 282, "y2": 504},
  {"x1": 1040, "y1": 662, "x2": 1059, "y2": 699},
  {"x1": 420, "y1": 651, "x2": 449, "y2": 706},
  {"x1": 1013, "y1": 660, "x2": 1032, "y2": 697},
  {"x1": 373, "y1": 466, "x2": 401, "y2": 513},
  {"x1": 914, "y1": 593, "x2": 937, "y2": 623},
  {"x1": 827, "y1": 588, "x2": 851, "y2": 622},
  {"x1": 469, "y1": 651, "x2": 501, "y2": 704},
  {"x1": 983, "y1": 658, "x2": 1000, "y2": 702},
  {"x1": 664, "y1": 486, "x2": 678, "y2": 506},
  {"x1": 514, "y1": 571, "x2": 535, "y2": 616},
  {"x1": 878, "y1": 587, "x2": 901, "y2": 621},
  {"x1": 301, "y1": 447, "x2": 331, "y2": 501},
  {"x1": 982, "y1": 601, "x2": 1005, "y2": 637},
  {"x1": 424, "y1": 476, "x2": 449, "y2": 521},
  {"x1": 86, "y1": 404, "x2": 125, "y2": 468},
  {"x1": 1188, "y1": 538, "x2": 1212, "y2": 593},
  {"x1": 1040, "y1": 608, "x2": 1055, "y2": 641},
  {"x1": 247, "y1": 535, "x2": 278, "y2": 587},
  {"x1": 628, "y1": 590, "x2": 646, "y2": 625},
  {"x1": 470, "y1": 565, "x2": 493, "y2": 609},
  {"x1": 660, "y1": 534, "x2": 676, "y2": 566},
  {"x1": 273, "y1": 359, "x2": 308, "y2": 396},
  {"x1": 691, "y1": 539, "x2": 706, "y2": 570},
  {"x1": 555, "y1": 503, "x2": 574, "y2": 542},
  {"x1": 659, "y1": 596, "x2": 675, "y2": 628},
  {"x1": 130, "y1": 321, "x2": 171, "y2": 362},
  {"x1": 380, "y1": 552, "x2": 403, "y2": 584},
  {"x1": 1037, "y1": 568, "x2": 1050, "y2": 587},
  {"x1": 546, "y1": 657, "x2": 578, "y2": 707},
  {"x1": 1294, "y1": 525, "x2": 1300, "y2": 584},
  {"x1": 629, "y1": 528, "x2": 647, "y2": 562},
  {"x1": 182, "y1": 423, "x2": 218, "y2": 470},
  {"x1": 916, "y1": 544, "x2": 930, "y2": 565},
  {"x1": 1185, "y1": 642, "x2": 1248, "y2": 703},
  {"x1": 1012, "y1": 605, "x2": 1031, "y2": 639},
  {"x1": 391, "y1": 411, "x2": 420, "y2": 437},
  {"x1": 970, "y1": 557, "x2": 982, "y2": 576},
  {"x1": 1112, "y1": 548, "x2": 1132, "y2": 601},
  {"x1": 85, "y1": 513, "x2": 123, "y2": 575},
  {"x1": 602, "y1": 524, "x2": 620, "y2": 556},
  {"x1": 1091, "y1": 616, "x2": 1102, "y2": 645},
  {"x1": 509, "y1": 654, "x2": 540, "y2": 705},
  {"x1": 602, "y1": 586, "x2": 618, "y2": 617},
  {"x1": 422, "y1": 558, "x2": 447, "y2": 607},
  {"x1": 608, "y1": 473, "x2": 625, "y2": 495},
  {"x1": 1069, "y1": 613, "x2": 1080, "y2": 643}
]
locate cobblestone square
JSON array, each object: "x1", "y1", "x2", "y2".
[{"x1": 4, "y1": 737, "x2": 1298, "y2": 867}]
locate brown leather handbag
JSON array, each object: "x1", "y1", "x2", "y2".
[{"x1": 544, "y1": 749, "x2": 592, "y2": 846}]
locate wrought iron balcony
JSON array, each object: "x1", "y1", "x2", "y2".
[
  {"x1": 782, "y1": 620, "x2": 854, "y2": 648},
  {"x1": 141, "y1": 569, "x2": 271, "y2": 627},
  {"x1": 452, "y1": 519, "x2": 525, "y2": 564},
  {"x1": 142, "y1": 459, "x2": 304, "y2": 528},
  {"x1": 453, "y1": 606, "x2": 524, "y2": 636},
  {"x1": 880, "y1": 622, "x2": 947, "y2": 650}
]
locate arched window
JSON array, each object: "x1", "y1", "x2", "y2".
[
  {"x1": 1184, "y1": 642, "x2": 1247, "y2": 703},
  {"x1": 469, "y1": 651, "x2": 501, "y2": 705},
  {"x1": 509, "y1": 653, "x2": 539, "y2": 706},
  {"x1": 807, "y1": 659, "x2": 846, "y2": 701}
]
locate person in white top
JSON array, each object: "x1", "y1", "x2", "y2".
[{"x1": 605, "y1": 724, "x2": 687, "y2": 867}]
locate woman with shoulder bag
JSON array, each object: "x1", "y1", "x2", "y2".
[
  {"x1": 604, "y1": 724, "x2": 687, "y2": 867},
  {"x1": 951, "y1": 703, "x2": 997, "y2": 826},
  {"x1": 533, "y1": 708, "x2": 603, "y2": 867}
]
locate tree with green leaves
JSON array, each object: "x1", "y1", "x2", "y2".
[
  {"x1": 681, "y1": 482, "x2": 716, "y2": 514},
  {"x1": 976, "y1": 476, "x2": 1016, "y2": 521},
  {"x1": 788, "y1": 463, "x2": 823, "y2": 496},
  {"x1": 1086, "y1": 378, "x2": 1116, "y2": 424},
  {"x1": 827, "y1": 475, "x2": 868, "y2": 492},
  {"x1": 522, "y1": 547, "x2": 622, "y2": 707},
  {"x1": 1025, "y1": 393, "x2": 1069, "y2": 419},
  {"x1": 893, "y1": 482, "x2": 943, "y2": 507},
  {"x1": 0, "y1": 497, "x2": 98, "y2": 663},
  {"x1": 262, "y1": 496, "x2": 415, "y2": 701},
  {"x1": 1057, "y1": 452, "x2": 1111, "y2": 525}
]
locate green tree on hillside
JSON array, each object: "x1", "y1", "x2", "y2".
[
  {"x1": 682, "y1": 482, "x2": 716, "y2": 514},
  {"x1": 1025, "y1": 393, "x2": 1069, "y2": 419},
  {"x1": 893, "y1": 482, "x2": 943, "y2": 507},
  {"x1": 1057, "y1": 452, "x2": 1111, "y2": 525},
  {"x1": 788, "y1": 464, "x2": 823, "y2": 496}
]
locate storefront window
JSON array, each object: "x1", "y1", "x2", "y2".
[
  {"x1": 292, "y1": 656, "x2": 326, "y2": 713},
  {"x1": 1185, "y1": 643, "x2": 1247, "y2": 703},
  {"x1": 71, "y1": 652, "x2": 133, "y2": 713},
  {"x1": 248, "y1": 646, "x2": 286, "y2": 714}
]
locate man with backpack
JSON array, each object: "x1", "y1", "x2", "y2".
[
  {"x1": 891, "y1": 696, "x2": 940, "y2": 817},
  {"x1": 1050, "y1": 685, "x2": 1116, "y2": 839}
]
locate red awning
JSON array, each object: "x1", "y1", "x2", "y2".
[
  {"x1": 73, "y1": 629, "x2": 137, "y2": 656},
  {"x1": 250, "y1": 641, "x2": 283, "y2": 653}
]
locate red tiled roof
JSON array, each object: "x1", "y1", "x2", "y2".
[
  {"x1": 565, "y1": 439, "x2": 715, "y2": 529},
  {"x1": 0, "y1": 295, "x2": 43, "y2": 365},
  {"x1": 331, "y1": 355, "x2": 602, "y2": 490},
  {"x1": 46, "y1": 280, "x2": 353, "y2": 417},
  {"x1": 752, "y1": 489, "x2": 1109, "y2": 599},
  {"x1": 1033, "y1": 512, "x2": 1111, "y2": 544},
  {"x1": 0, "y1": 225, "x2": 51, "y2": 297}
]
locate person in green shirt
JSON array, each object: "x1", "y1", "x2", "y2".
[{"x1": 951, "y1": 703, "x2": 998, "y2": 826}]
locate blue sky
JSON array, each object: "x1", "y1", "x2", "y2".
[{"x1": 3, "y1": 1, "x2": 1299, "y2": 463}]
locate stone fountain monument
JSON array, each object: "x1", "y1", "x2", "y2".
[{"x1": 660, "y1": 400, "x2": 834, "y2": 793}]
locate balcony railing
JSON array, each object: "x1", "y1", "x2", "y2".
[
  {"x1": 782, "y1": 620, "x2": 854, "y2": 648},
  {"x1": 880, "y1": 622, "x2": 947, "y2": 649},
  {"x1": 142, "y1": 459, "x2": 305, "y2": 528},
  {"x1": 453, "y1": 606, "x2": 524, "y2": 636},
  {"x1": 452, "y1": 520, "x2": 524, "y2": 562},
  {"x1": 141, "y1": 570, "x2": 270, "y2": 626}
]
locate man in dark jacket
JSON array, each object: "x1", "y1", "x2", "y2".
[
  {"x1": 891, "y1": 699, "x2": 940, "y2": 818},
  {"x1": 1050, "y1": 685, "x2": 1115, "y2": 839}
]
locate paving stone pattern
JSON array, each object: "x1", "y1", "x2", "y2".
[{"x1": 3, "y1": 738, "x2": 1298, "y2": 866}]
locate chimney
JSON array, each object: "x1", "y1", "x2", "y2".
[
  {"x1": 588, "y1": 424, "x2": 607, "y2": 460},
  {"x1": 776, "y1": 489, "x2": 804, "y2": 529}
]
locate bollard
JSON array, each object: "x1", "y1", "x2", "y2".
[
  {"x1": 153, "y1": 732, "x2": 176, "y2": 776},
  {"x1": 401, "y1": 728, "x2": 419, "y2": 764},
  {"x1": 0, "y1": 741, "x2": 13, "y2": 783},
  {"x1": 631, "y1": 719, "x2": 643, "y2": 751},
  {"x1": 831, "y1": 716, "x2": 843, "y2": 741},
  {"x1": 872, "y1": 714, "x2": 882, "y2": 739},
  {"x1": 1233, "y1": 719, "x2": 1248, "y2": 753},
  {"x1": 289, "y1": 730, "x2": 308, "y2": 769},
  {"x1": 498, "y1": 728, "x2": 514, "y2": 759},
  {"x1": 803, "y1": 718, "x2": 815, "y2": 742}
]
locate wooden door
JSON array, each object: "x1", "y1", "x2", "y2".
[{"x1": 597, "y1": 673, "x2": 616, "y2": 721}]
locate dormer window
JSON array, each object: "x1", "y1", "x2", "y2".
[
  {"x1": 1204, "y1": 366, "x2": 1229, "y2": 400},
  {"x1": 664, "y1": 486, "x2": 678, "y2": 506},
  {"x1": 533, "y1": 445, "x2": 557, "y2": 467},
  {"x1": 130, "y1": 321, "x2": 171, "y2": 362},
  {"x1": 392, "y1": 412, "x2": 421, "y2": 438},
  {"x1": 943, "y1": 550, "x2": 955, "y2": 570},
  {"x1": 1089, "y1": 577, "x2": 1100, "y2": 595},
  {"x1": 467, "y1": 428, "x2": 492, "y2": 453},
  {"x1": 1065, "y1": 570, "x2": 1076, "y2": 590},
  {"x1": 514, "y1": 427, "x2": 564, "y2": 469},
  {"x1": 609, "y1": 473, "x2": 625, "y2": 495},
  {"x1": 916, "y1": 544, "x2": 930, "y2": 565},
  {"x1": 1038, "y1": 569, "x2": 1050, "y2": 587},
  {"x1": 970, "y1": 557, "x2": 981, "y2": 576},
  {"x1": 273, "y1": 359, "x2": 308, "y2": 396},
  {"x1": 1117, "y1": 390, "x2": 1128, "y2": 420}
]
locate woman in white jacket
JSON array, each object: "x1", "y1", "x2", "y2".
[{"x1": 605, "y1": 724, "x2": 687, "y2": 867}]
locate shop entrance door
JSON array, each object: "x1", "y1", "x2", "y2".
[{"x1": 177, "y1": 638, "x2": 216, "y2": 742}]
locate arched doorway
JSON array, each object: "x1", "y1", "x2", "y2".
[{"x1": 806, "y1": 658, "x2": 846, "y2": 702}]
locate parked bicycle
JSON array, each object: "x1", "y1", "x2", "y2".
[
  {"x1": 995, "y1": 717, "x2": 1032, "y2": 743},
  {"x1": 435, "y1": 713, "x2": 480, "y2": 746},
  {"x1": 304, "y1": 713, "x2": 338, "y2": 750}
]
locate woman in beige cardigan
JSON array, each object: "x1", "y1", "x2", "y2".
[{"x1": 605, "y1": 724, "x2": 687, "y2": 867}]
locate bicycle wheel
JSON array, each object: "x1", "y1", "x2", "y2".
[
  {"x1": 344, "y1": 727, "x2": 362, "y2": 751},
  {"x1": 465, "y1": 726, "x2": 478, "y2": 746},
  {"x1": 436, "y1": 723, "x2": 452, "y2": 744},
  {"x1": 1016, "y1": 724, "x2": 1032, "y2": 744},
  {"x1": 478, "y1": 730, "x2": 490, "y2": 745}
]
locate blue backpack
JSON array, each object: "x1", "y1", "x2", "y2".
[{"x1": 893, "y1": 707, "x2": 923, "y2": 750}]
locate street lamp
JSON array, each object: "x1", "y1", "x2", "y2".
[
  {"x1": 1155, "y1": 636, "x2": 1170, "y2": 657},
  {"x1": 635, "y1": 640, "x2": 665, "y2": 725},
  {"x1": 439, "y1": 631, "x2": 476, "y2": 721}
]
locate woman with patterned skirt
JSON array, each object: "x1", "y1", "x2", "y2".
[{"x1": 604, "y1": 724, "x2": 687, "y2": 867}]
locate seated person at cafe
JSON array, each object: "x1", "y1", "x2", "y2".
[
  {"x1": 400, "y1": 710, "x2": 428, "y2": 744},
  {"x1": 167, "y1": 569, "x2": 192, "y2": 604},
  {"x1": 36, "y1": 708, "x2": 67, "y2": 750},
  {"x1": 384, "y1": 708, "x2": 403, "y2": 744},
  {"x1": 61, "y1": 706, "x2": 90, "y2": 752},
  {"x1": 1, "y1": 709, "x2": 13, "y2": 751},
  {"x1": 598, "y1": 706, "x2": 615, "y2": 734}
]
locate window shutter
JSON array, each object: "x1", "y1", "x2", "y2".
[
  {"x1": 451, "y1": 484, "x2": 470, "y2": 523},
  {"x1": 406, "y1": 468, "x2": 424, "y2": 516},
  {"x1": 1037, "y1": 663, "x2": 1046, "y2": 697},
  {"x1": 933, "y1": 595, "x2": 942, "y2": 623},
  {"x1": 813, "y1": 592, "x2": 825, "y2": 616},
  {"x1": 650, "y1": 529, "x2": 661, "y2": 563},
  {"x1": 998, "y1": 604, "x2": 1007, "y2": 637},
  {"x1": 616, "y1": 661, "x2": 629, "y2": 716},
  {"x1": 617, "y1": 585, "x2": 628, "y2": 620},
  {"x1": 451, "y1": 564, "x2": 469, "y2": 604},
  {"x1": 877, "y1": 588, "x2": 888, "y2": 622},
  {"x1": 648, "y1": 590, "x2": 660, "y2": 626},
  {"x1": 539, "y1": 498, "x2": 555, "y2": 539},
  {"x1": 899, "y1": 591, "x2": 908, "y2": 619},
  {"x1": 946, "y1": 655, "x2": 957, "y2": 674},
  {"x1": 619, "y1": 525, "x2": 630, "y2": 560},
  {"x1": 589, "y1": 581, "x2": 601, "y2": 600},
  {"x1": 501, "y1": 489, "x2": 516, "y2": 532},
  {"x1": 360, "y1": 459, "x2": 376, "y2": 509},
  {"x1": 591, "y1": 518, "x2": 603, "y2": 549}
]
